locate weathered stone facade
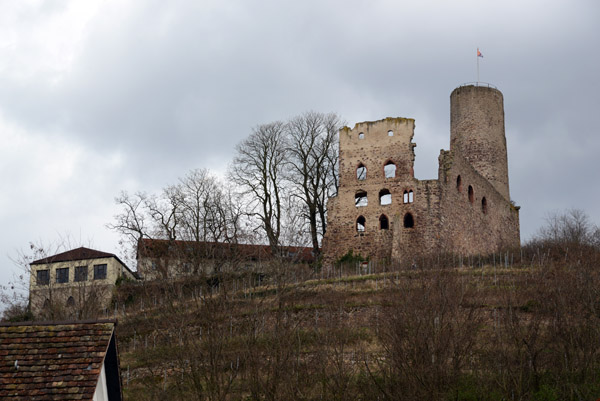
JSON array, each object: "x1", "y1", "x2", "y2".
[
  {"x1": 323, "y1": 84, "x2": 520, "y2": 264},
  {"x1": 29, "y1": 247, "x2": 138, "y2": 318},
  {"x1": 136, "y1": 238, "x2": 314, "y2": 280}
]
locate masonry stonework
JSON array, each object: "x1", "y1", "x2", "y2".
[
  {"x1": 29, "y1": 248, "x2": 137, "y2": 318},
  {"x1": 322, "y1": 85, "x2": 520, "y2": 264}
]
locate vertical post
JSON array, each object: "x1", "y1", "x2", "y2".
[{"x1": 477, "y1": 51, "x2": 480, "y2": 83}]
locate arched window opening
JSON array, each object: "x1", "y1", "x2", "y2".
[
  {"x1": 482, "y1": 197, "x2": 488, "y2": 214},
  {"x1": 408, "y1": 190, "x2": 414, "y2": 203},
  {"x1": 43, "y1": 299, "x2": 50, "y2": 309},
  {"x1": 468, "y1": 185, "x2": 474, "y2": 203},
  {"x1": 379, "y1": 189, "x2": 392, "y2": 205},
  {"x1": 384, "y1": 161, "x2": 396, "y2": 178},
  {"x1": 403, "y1": 190, "x2": 409, "y2": 204},
  {"x1": 379, "y1": 214, "x2": 389, "y2": 230},
  {"x1": 456, "y1": 175, "x2": 462, "y2": 192},
  {"x1": 356, "y1": 216, "x2": 366, "y2": 232},
  {"x1": 356, "y1": 163, "x2": 367, "y2": 180},
  {"x1": 358, "y1": 132, "x2": 365, "y2": 139},
  {"x1": 355, "y1": 190, "x2": 368, "y2": 207},
  {"x1": 403, "y1": 213, "x2": 414, "y2": 228},
  {"x1": 388, "y1": 130, "x2": 394, "y2": 137},
  {"x1": 66, "y1": 296, "x2": 75, "y2": 307}
]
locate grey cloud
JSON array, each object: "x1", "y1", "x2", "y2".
[{"x1": 1, "y1": 0, "x2": 600, "y2": 291}]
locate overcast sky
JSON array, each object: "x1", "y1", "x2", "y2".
[{"x1": 1, "y1": 0, "x2": 599, "y2": 292}]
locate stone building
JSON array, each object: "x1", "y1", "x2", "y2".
[
  {"x1": 29, "y1": 247, "x2": 138, "y2": 318},
  {"x1": 322, "y1": 84, "x2": 520, "y2": 264},
  {"x1": 136, "y1": 238, "x2": 314, "y2": 280}
]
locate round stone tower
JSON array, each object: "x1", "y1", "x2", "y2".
[{"x1": 450, "y1": 84, "x2": 510, "y2": 201}]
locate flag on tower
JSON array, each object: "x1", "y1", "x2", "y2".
[{"x1": 477, "y1": 48, "x2": 483, "y2": 58}]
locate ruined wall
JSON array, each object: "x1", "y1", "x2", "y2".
[
  {"x1": 323, "y1": 118, "x2": 425, "y2": 262},
  {"x1": 338, "y1": 117, "x2": 417, "y2": 185},
  {"x1": 437, "y1": 150, "x2": 520, "y2": 255},
  {"x1": 389, "y1": 179, "x2": 442, "y2": 263}
]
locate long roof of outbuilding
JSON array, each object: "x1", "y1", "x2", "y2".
[{"x1": 137, "y1": 238, "x2": 315, "y2": 263}]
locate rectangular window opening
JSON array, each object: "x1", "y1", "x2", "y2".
[
  {"x1": 56, "y1": 267, "x2": 69, "y2": 284},
  {"x1": 94, "y1": 264, "x2": 107, "y2": 280},
  {"x1": 75, "y1": 266, "x2": 88, "y2": 282},
  {"x1": 36, "y1": 269, "x2": 50, "y2": 285}
]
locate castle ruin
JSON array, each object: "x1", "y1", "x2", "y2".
[{"x1": 322, "y1": 84, "x2": 520, "y2": 264}]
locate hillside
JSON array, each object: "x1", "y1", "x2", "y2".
[{"x1": 112, "y1": 249, "x2": 600, "y2": 401}]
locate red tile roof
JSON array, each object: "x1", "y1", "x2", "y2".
[
  {"x1": 0, "y1": 320, "x2": 119, "y2": 400},
  {"x1": 137, "y1": 238, "x2": 315, "y2": 263},
  {"x1": 30, "y1": 247, "x2": 119, "y2": 265},
  {"x1": 30, "y1": 247, "x2": 139, "y2": 280}
]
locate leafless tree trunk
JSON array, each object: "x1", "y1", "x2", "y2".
[
  {"x1": 107, "y1": 191, "x2": 149, "y2": 244},
  {"x1": 146, "y1": 186, "x2": 181, "y2": 241},
  {"x1": 286, "y1": 112, "x2": 342, "y2": 256},
  {"x1": 176, "y1": 169, "x2": 243, "y2": 245},
  {"x1": 229, "y1": 122, "x2": 287, "y2": 254}
]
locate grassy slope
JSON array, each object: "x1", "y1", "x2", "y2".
[{"x1": 110, "y1": 260, "x2": 600, "y2": 400}]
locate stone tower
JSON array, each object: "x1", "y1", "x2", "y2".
[{"x1": 450, "y1": 85, "x2": 510, "y2": 201}]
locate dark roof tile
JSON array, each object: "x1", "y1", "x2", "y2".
[
  {"x1": 137, "y1": 238, "x2": 315, "y2": 263},
  {"x1": 30, "y1": 247, "x2": 117, "y2": 265},
  {"x1": 0, "y1": 321, "x2": 116, "y2": 400}
]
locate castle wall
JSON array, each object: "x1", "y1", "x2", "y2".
[
  {"x1": 323, "y1": 118, "x2": 429, "y2": 262},
  {"x1": 389, "y1": 179, "x2": 443, "y2": 263},
  {"x1": 323, "y1": 85, "x2": 520, "y2": 266},
  {"x1": 437, "y1": 150, "x2": 520, "y2": 254},
  {"x1": 338, "y1": 117, "x2": 416, "y2": 185}
]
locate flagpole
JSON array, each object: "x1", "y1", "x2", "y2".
[{"x1": 477, "y1": 48, "x2": 480, "y2": 84}]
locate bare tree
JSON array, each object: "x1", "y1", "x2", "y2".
[
  {"x1": 278, "y1": 194, "x2": 310, "y2": 248},
  {"x1": 286, "y1": 111, "x2": 342, "y2": 255},
  {"x1": 107, "y1": 191, "x2": 148, "y2": 245},
  {"x1": 177, "y1": 169, "x2": 241, "y2": 244},
  {"x1": 229, "y1": 122, "x2": 288, "y2": 253},
  {"x1": 109, "y1": 168, "x2": 243, "y2": 268},
  {"x1": 209, "y1": 186, "x2": 244, "y2": 244},
  {"x1": 374, "y1": 271, "x2": 483, "y2": 400},
  {"x1": 145, "y1": 186, "x2": 181, "y2": 241},
  {"x1": 535, "y1": 209, "x2": 599, "y2": 248},
  {"x1": 526, "y1": 209, "x2": 600, "y2": 265}
]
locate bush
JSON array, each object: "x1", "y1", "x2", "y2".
[
  {"x1": 524, "y1": 209, "x2": 600, "y2": 265},
  {"x1": 335, "y1": 249, "x2": 365, "y2": 265},
  {"x1": 1, "y1": 302, "x2": 33, "y2": 323}
]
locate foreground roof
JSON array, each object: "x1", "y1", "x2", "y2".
[{"x1": 0, "y1": 320, "x2": 121, "y2": 400}]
